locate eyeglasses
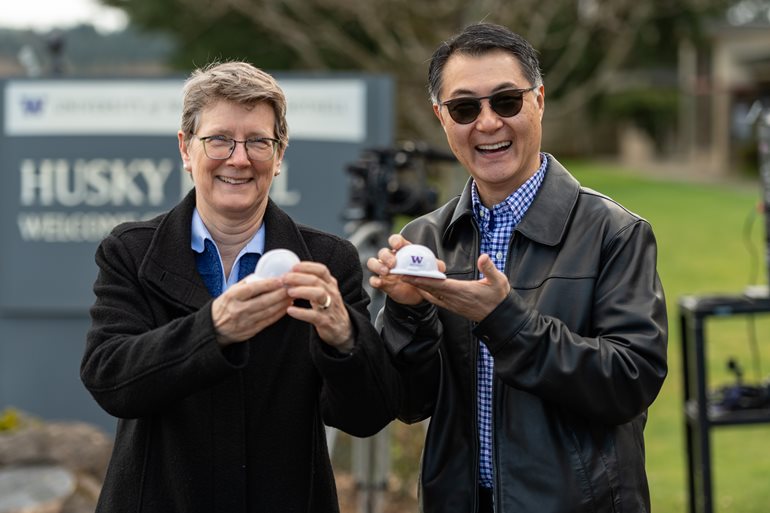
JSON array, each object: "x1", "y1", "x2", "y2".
[
  {"x1": 194, "y1": 135, "x2": 279, "y2": 161},
  {"x1": 440, "y1": 85, "x2": 539, "y2": 125}
]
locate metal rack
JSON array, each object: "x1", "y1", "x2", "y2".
[{"x1": 679, "y1": 293, "x2": 770, "y2": 513}]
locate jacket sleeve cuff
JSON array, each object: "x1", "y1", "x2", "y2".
[
  {"x1": 201, "y1": 301, "x2": 250, "y2": 368},
  {"x1": 311, "y1": 305, "x2": 364, "y2": 367},
  {"x1": 472, "y1": 290, "x2": 533, "y2": 355},
  {"x1": 382, "y1": 297, "x2": 441, "y2": 361}
]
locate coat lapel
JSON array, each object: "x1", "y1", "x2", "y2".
[
  {"x1": 138, "y1": 189, "x2": 210, "y2": 311},
  {"x1": 261, "y1": 200, "x2": 313, "y2": 261},
  {"x1": 514, "y1": 155, "x2": 580, "y2": 247}
]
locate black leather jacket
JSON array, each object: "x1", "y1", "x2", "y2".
[{"x1": 382, "y1": 155, "x2": 668, "y2": 513}]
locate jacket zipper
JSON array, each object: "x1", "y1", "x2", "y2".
[
  {"x1": 490, "y1": 231, "x2": 517, "y2": 512},
  {"x1": 473, "y1": 326, "x2": 483, "y2": 513},
  {"x1": 470, "y1": 221, "x2": 483, "y2": 513}
]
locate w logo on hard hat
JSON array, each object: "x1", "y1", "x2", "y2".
[{"x1": 410, "y1": 255, "x2": 424, "y2": 264}]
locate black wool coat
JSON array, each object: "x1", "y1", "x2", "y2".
[{"x1": 81, "y1": 190, "x2": 399, "y2": 513}]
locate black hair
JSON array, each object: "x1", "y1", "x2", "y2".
[{"x1": 427, "y1": 23, "x2": 543, "y2": 103}]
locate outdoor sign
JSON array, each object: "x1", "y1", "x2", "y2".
[
  {"x1": 0, "y1": 75, "x2": 393, "y2": 429},
  {"x1": 0, "y1": 75, "x2": 392, "y2": 312}
]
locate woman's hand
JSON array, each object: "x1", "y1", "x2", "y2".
[
  {"x1": 211, "y1": 278, "x2": 293, "y2": 346},
  {"x1": 283, "y1": 262, "x2": 354, "y2": 353}
]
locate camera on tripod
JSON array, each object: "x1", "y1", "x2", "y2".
[{"x1": 343, "y1": 141, "x2": 456, "y2": 225}]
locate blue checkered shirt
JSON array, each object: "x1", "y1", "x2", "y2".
[{"x1": 472, "y1": 154, "x2": 547, "y2": 489}]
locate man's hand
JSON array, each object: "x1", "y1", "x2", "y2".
[
  {"x1": 401, "y1": 253, "x2": 511, "y2": 322},
  {"x1": 366, "y1": 234, "x2": 446, "y2": 306}
]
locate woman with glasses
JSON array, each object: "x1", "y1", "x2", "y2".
[
  {"x1": 367, "y1": 23, "x2": 667, "y2": 513},
  {"x1": 81, "y1": 61, "x2": 399, "y2": 513}
]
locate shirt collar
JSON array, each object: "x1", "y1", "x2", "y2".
[
  {"x1": 472, "y1": 152, "x2": 547, "y2": 227},
  {"x1": 191, "y1": 208, "x2": 265, "y2": 258}
]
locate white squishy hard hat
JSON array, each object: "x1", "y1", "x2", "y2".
[
  {"x1": 244, "y1": 248, "x2": 300, "y2": 282},
  {"x1": 389, "y1": 244, "x2": 446, "y2": 279}
]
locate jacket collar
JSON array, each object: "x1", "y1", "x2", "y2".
[
  {"x1": 138, "y1": 189, "x2": 311, "y2": 311},
  {"x1": 445, "y1": 154, "x2": 580, "y2": 247}
]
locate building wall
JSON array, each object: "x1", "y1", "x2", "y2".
[{"x1": 680, "y1": 24, "x2": 770, "y2": 177}]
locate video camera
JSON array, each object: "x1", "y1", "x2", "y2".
[{"x1": 343, "y1": 141, "x2": 456, "y2": 224}]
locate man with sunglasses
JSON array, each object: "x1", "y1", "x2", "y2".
[{"x1": 367, "y1": 22, "x2": 667, "y2": 513}]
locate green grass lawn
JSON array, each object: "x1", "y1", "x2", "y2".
[{"x1": 567, "y1": 160, "x2": 770, "y2": 513}]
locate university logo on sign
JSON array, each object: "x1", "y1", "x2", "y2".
[{"x1": 20, "y1": 96, "x2": 44, "y2": 115}]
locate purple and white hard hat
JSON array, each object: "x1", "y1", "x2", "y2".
[{"x1": 390, "y1": 244, "x2": 446, "y2": 279}]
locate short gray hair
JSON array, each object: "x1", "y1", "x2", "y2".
[{"x1": 180, "y1": 61, "x2": 289, "y2": 152}]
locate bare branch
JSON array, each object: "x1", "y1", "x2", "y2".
[{"x1": 142, "y1": 0, "x2": 726, "y2": 137}]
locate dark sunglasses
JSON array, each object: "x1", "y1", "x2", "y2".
[{"x1": 440, "y1": 85, "x2": 539, "y2": 124}]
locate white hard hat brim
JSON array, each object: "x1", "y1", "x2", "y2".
[{"x1": 390, "y1": 269, "x2": 446, "y2": 279}]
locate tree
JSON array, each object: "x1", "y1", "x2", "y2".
[{"x1": 101, "y1": 0, "x2": 732, "y2": 143}]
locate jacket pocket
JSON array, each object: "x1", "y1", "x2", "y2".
[{"x1": 559, "y1": 411, "x2": 620, "y2": 513}]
